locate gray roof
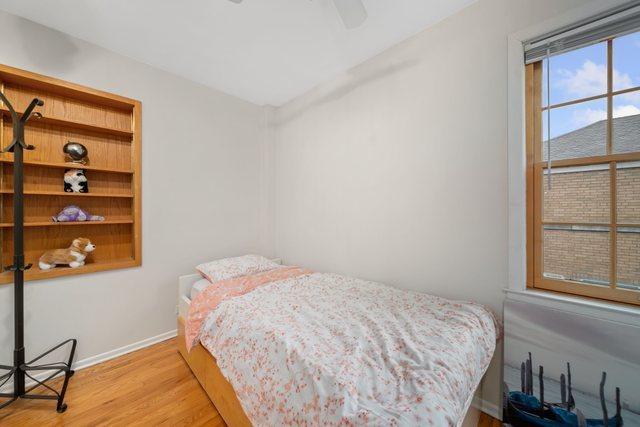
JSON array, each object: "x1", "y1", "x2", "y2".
[{"x1": 544, "y1": 114, "x2": 640, "y2": 160}]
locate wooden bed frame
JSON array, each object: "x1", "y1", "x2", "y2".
[
  {"x1": 177, "y1": 316, "x2": 251, "y2": 426},
  {"x1": 176, "y1": 271, "x2": 483, "y2": 427}
]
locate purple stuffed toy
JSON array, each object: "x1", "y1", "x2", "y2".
[{"x1": 52, "y1": 205, "x2": 104, "y2": 222}]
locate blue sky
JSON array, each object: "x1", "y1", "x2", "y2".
[{"x1": 542, "y1": 31, "x2": 640, "y2": 140}]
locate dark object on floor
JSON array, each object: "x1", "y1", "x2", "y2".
[{"x1": 503, "y1": 354, "x2": 623, "y2": 427}]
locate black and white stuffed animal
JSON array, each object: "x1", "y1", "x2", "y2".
[{"x1": 64, "y1": 169, "x2": 89, "y2": 193}]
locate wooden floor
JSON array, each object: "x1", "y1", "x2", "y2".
[
  {"x1": 478, "y1": 412, "x2": 503, "y2": 427},
  {"x1": 0, "y1": 338, "x2": 502, "y2": 426},
  {"x1": 0, "y1": 338, "x2": 223, "y2": 426}
]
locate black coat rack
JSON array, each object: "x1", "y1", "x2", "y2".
[{"x1": 0, "y1": 93, "x2": 77, "y2": 413}]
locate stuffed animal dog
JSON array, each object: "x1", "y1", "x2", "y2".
[{"x1": 39, "y1": 237, "x2": 96, "y2": 270}]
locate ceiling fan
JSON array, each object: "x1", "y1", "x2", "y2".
[{"x1": 227, "y1": 0, "x2": 368, "y2": 29}]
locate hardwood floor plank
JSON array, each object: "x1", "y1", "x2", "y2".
[
  {"x1": 0, "y1": 338, "x2": 224, "y2": 427},
  {"x1": 0, "y1": 338, "x2": 502, "y2": 426},
  {"x1": 478, "y1": 411, "x2": 503, "y2": 427}
]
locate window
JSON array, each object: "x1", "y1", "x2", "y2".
[{"x1": 525, "y1": 31, "x2": 640, "y2": 305}]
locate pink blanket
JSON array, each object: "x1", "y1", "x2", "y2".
[{"x1": 185, "y1": 266, "x2": 312, "y2": 351}]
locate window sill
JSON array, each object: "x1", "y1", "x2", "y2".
[{"x1": 503, "y1": 288, "x2": 640, "y2": 327}]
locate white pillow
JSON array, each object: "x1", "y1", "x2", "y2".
[
  {"x1": 190, "y1": 278, "x2": 211, "y2": 300},
  {"x1": 196, "y1": 254, "x2": 281, "y2": 283}
]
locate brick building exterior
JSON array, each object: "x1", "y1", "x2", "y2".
[{"x1": 542, "y1": 115, "x2": 640, "y2": 289}]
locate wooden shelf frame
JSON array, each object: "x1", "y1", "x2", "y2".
[
  {"x1": 0, "y1": 219, "x2": 134, "y2": 228},
  {"x1": 0, "y1": 106, "x2": 133, "y2": 138},
  {"x1": 0, "y1": 63, "x2": 142, "y2": 285},
  {"x1": 0, "y1": 189, "x2": 134, "y2": 198},
  {"x1": 0, "y1": 63, "x2": 136, "y2": 110},
  {"x1": 16, "y1": 259, "x2": 139, "y2": 283},
  {"x1": 0, "y1": 158, "x2": 133, "y2": 174}
]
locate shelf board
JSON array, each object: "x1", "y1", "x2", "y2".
[
  {"x1": 0, "y1": 107, "x2": 133, "y2": 138},
  {"x1": 0, "y1": 189, "x2": 133, "y2": 198},
  {"x1": 0, "y1": 258, "x2": 139, "y2": 284},
  {"x1": 0, "y1": 219, "x2": 133, "y2": 228},
  {"x1": 0, "y1": 158, "x2": 133, "y2": 174},
  {"x1": 0, "y1": 64, "x2": 137, "y2": 111}
]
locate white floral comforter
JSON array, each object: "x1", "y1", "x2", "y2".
[{"x1": 198, "y1": 272, "x2": 497, "y2": 426}]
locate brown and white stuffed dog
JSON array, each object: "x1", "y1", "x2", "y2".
[{"x1": 39, "y1": 237, "x2": 96, "y2": 270}]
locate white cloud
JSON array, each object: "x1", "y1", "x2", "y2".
[
  {"x1": 613, "y1": 69, "x2": 636, "y2": 91},
  {"x1": 571, "y1": 104, "x2": 640, "y2": 128},
  {"x1": 620, "y1": 90, "x2": 640, "y2": 103},
  {"x1": 613, "y1": 104, "x2": 640, "y2": 118},
  {"x1": 556, "y1": 60, "x2": 636, "y2": 99},
  {"x1": 556, "y1": 60, "x2": 608, "y2": 98}
]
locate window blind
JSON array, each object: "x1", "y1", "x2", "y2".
[{"x1": 524, "y1": 1, "x2": 640, "y2": 64}]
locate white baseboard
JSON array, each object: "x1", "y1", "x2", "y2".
[
  {"x1": 74, "y1": 329, "x2": 177, "y2": 370},
  {"x1": 472, "y1": 395, "x2": 502, "y2": 421},
  {"x1": 0, "y1": 329, "x2": 177, "y2": 393}
]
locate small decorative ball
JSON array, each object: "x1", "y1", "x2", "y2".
[{"x1": 63, "y1": 142, "x2": 88, "y2": 162}]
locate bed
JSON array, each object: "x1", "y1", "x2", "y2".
[{"x1": 177, "y1": 261, "x2": 497, "y2": 427}]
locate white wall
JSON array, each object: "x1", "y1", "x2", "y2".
[
  {"x1": 269, "y1": 0, "x2": 614, "y2": 410},
  {"x1": 1, "y1": 0, "x2": 630, "y2": 417},
  {"x1": 0, "y1": 11, "x2": 272, "y2": 366}
]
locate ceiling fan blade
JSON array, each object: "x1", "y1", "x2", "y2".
[{"x1": 332, "y1": 0, "x2": 368, "y2": 29}]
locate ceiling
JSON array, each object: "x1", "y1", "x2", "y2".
[{"x1": 0, "y1": 0, "x2": 476, "y2": 106}]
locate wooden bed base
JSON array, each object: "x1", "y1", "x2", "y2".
[{"x1": 177, "y1": 316, "x2": 251, "y2": 427}]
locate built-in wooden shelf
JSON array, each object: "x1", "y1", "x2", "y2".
[
  {"x1": 0, "y1": 189, "x2": 133, "y2": 198},
  {"x1": 0, "y1": 64, "x2": 136, "y2": 110},
  {"x1": 0, "y1": 219, "x2": 133, "y2": 228},
  {"x1": 0, "y1": 158, "x2": 133, "y2": 174},
  {"x1": 0, "y1": 63, "x2": 141, "y2": 285},
  {"x1": 0, "y1": 106, "x2": 133, "y2": 138},
  {"x1": 0, "y1": 258, "x2": 138, "y2": 283}
]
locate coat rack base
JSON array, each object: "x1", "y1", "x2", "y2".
[{"x1": 0, "y1": 338, "x2": 77, "y2": 412}]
